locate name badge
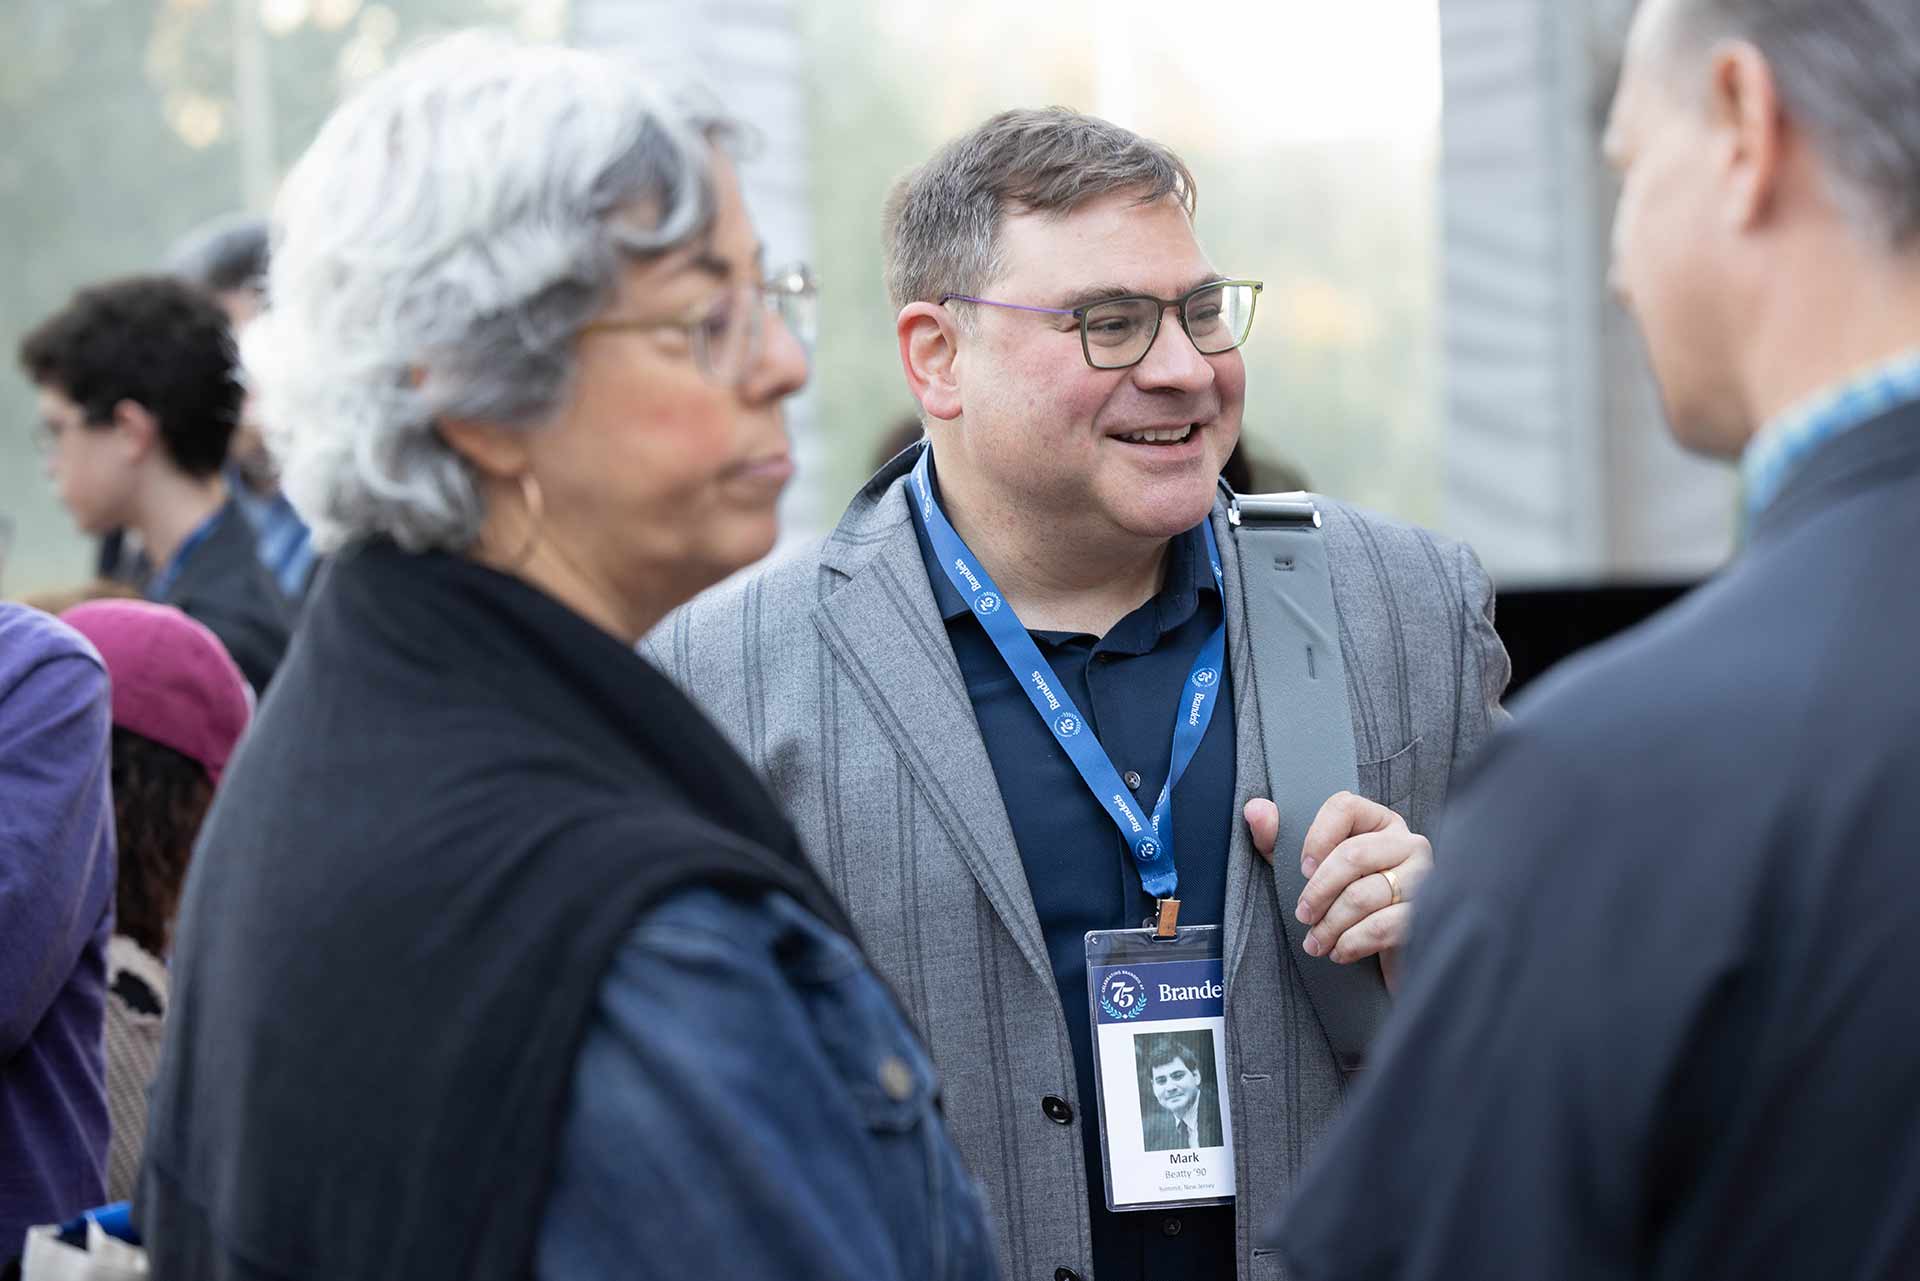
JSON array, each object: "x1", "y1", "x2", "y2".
[{"x1": 1085, "y1": 925, "x2": 1235, "y2": 1212}]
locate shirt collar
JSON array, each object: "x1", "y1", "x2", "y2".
[
  {"x1": 1742, "y1": 349, "x2": 1920, "y2": 525},
  {"x1": 909, "y1": 462, "x2": 1219, "y2": 645}
]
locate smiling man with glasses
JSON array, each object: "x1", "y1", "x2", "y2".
[{"x1": 651, "y1": 106, "x2": 1510, "y2": 1281}]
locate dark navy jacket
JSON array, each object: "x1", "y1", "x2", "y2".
[
  {"x1": 151, "y1": 498, "x2": 291, "y2": 693},
  {"x1": 1274, "y1": 401, "x2": 1920, "y2": 1279}
]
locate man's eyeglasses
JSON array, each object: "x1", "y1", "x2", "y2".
[
  {"x1": 583, "y1": 263, "x2": 818, "y2": 386},
  {"x1": 939, "y1": 279, "x2": 1263, "y2": 371}
]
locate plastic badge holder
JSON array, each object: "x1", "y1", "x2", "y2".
[{"x1": 1084, "y1": 924, "x2": 1236, "y2": 1212}]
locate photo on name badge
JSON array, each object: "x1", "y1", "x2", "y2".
[{"x1": 1133, "y1": 1028, "x2": 1224, "y2": 1153}]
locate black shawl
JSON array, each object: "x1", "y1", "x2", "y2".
[{"x1": 138, "y1": 541, "x2": 852, "y2": 1280}]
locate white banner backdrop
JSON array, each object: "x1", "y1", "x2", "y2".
[{"x1": 1438, "y1": 0, "x2": 1736, "y2": 584}]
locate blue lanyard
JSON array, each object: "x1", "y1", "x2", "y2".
[{"x1": 911, "y1": 450, "x2": 1226, "y2": 899}]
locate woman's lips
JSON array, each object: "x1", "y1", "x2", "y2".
[{"x1": 725, "y1": 453, "x2": 795, "y2": 491}]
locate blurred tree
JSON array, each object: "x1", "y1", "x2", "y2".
[{"x1": 0, "y1": 0, "x2": 557, "y2": 595}]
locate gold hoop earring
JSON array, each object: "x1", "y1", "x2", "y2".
[{"x1": 505, "y1": 471, "x2": 545, "y2": 568}]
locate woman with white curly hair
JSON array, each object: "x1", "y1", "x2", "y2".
[{"x1": 135, "y1": 34, "x2": 996, "y2": 1281}]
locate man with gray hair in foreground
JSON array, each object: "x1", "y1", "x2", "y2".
[{"x1": 1273, "y1": 1, "x2": 1920, "y2": 1276}]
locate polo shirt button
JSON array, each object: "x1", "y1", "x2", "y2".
[
  {"x1": 1041, "y1": 1095, "x2": 1073, "y2": 1124},
  {"x1": 1162, "y1": 1215, "x2": 1184, "y2": 1237},
  {"x1": 1055, "y1": 1269, "x2": 1082, "y2": 1281},
  {"x1": 1123, "y1": 770, "x2": 1143, "y2": 790}
]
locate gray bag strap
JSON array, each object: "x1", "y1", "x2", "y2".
[{"x1": 1227, "y1": 489, "x2": 1388, "y2": 1074}]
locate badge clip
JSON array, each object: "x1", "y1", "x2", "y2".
[{"x1": 1153, "y1": 897, "x2": 1181, "y2": 939}]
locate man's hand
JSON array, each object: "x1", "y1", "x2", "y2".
[{"x1": 1244, "y1": 793, "x2": 1432, "y2": 992}]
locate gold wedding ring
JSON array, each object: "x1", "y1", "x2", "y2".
[{"x1": 1380, "y1": 866, "x2": 1403, "y2": 906}]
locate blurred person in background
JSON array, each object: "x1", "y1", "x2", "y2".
[
  {"x1": 1274, "y1": 1, "x2": 1920, "y2": 1277},
  {"x1": 135, "y1": 34, "x2": 994, "y2": 1281},
  {"x1": 19, "y1": 279, "x2": 292, "y2": 692},
  {"x1": 168, "y1": 215, "x2": 318, "y2": 602},
  {"x1": 58, "y1": 600, "x2": 251, "y2": 1204},
  {"x1": 0, "y1": 605, "x2": 114, "y2": 1270},
  {"x1": 650, "y1": 107, "x2": 1508, "y2": 1281}
]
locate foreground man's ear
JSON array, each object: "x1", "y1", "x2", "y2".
[{"x1": 1709, "y1": 39, "x2": 1787, "y2": 234}]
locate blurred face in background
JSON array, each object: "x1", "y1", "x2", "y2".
[
  {"x1": 941, "y1": 190, "x2": 1244, "y2": 547},
  {"x1": 37, "y1": 386, "x2": 136, "y2": 535},
  {"x1": 1604, "y1": 0, "x2": 1749, "y2": 457}
]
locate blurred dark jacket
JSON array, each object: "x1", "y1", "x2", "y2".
[
  {"x1": 147, "y1": 499, "x2": 290, "y2": 693},
  {"x1": 1272, "y1": 398, "x2": 1920, "y2": 1279}
]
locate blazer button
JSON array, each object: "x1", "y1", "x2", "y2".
[
  {"x1": 1055, "y1": 1269, "x2": 1082, "y2": 1281},
  {"x1": 1041, "y1": 1095, "x2": 1074, "y2": 1125},
  {"x1": 1162, "y1": 1215, "x2": 1184, "y2": 1237}
]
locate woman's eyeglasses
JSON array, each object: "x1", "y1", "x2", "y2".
[{"x1": 583, "y1": 263, "x2": 818, "y2": 386}]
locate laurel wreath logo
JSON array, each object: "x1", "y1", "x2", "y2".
[{"x1": 1099, "y1": 969, "x2": 1148, "y2": 1021}]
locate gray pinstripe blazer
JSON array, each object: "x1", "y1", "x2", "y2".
[{"x1": 647, "y1": 451, "x2": 1509, "y2": 1280}]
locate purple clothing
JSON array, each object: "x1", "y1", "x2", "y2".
[{"x1": 0, "y1": 604, "x2": 115, "y2": 1262}]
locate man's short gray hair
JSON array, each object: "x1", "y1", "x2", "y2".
[
  {"x1": 882, "y1": 107, "x2": 1197, "y2": 313},
  {"x1": 244, "y1": 32, "x2": 731, "y2": 554},
  {"x1": 1660, "y1": 0, "x2": 1920, "y2": 249}
]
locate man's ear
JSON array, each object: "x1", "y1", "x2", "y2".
[
  {"x1": 438, "y1": 417, "x2": 532, "y2": 483},
  {"x1": 109, "y1": 399, "x2": 160, "y2": 464},
  {"x1": 1709, "y1": 39, "x2": 1786, "y2": 232},
  {"x1": 897, "y1": 302, "x2": 964, "y2": 423}
]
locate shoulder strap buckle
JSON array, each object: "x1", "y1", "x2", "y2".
[{"x1": 1226, "y1": 490, "x2": 1323, "y2": 530}]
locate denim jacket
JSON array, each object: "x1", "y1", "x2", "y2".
[{"x1": 537, "y1": 887, "x2": 998, "y2": 1280}]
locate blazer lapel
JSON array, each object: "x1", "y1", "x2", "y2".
[{"x1": 814, "y1": 485, "x2": 1054, "y2": 987}]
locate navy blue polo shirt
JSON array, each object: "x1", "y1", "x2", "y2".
[{"x1": 912, "y1": 500, "x2": 1238, "y2": 1281}]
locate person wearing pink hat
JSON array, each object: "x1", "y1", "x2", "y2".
[{"x1": 58, "y1": 599, "x2": 251, "y2": 1203}]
